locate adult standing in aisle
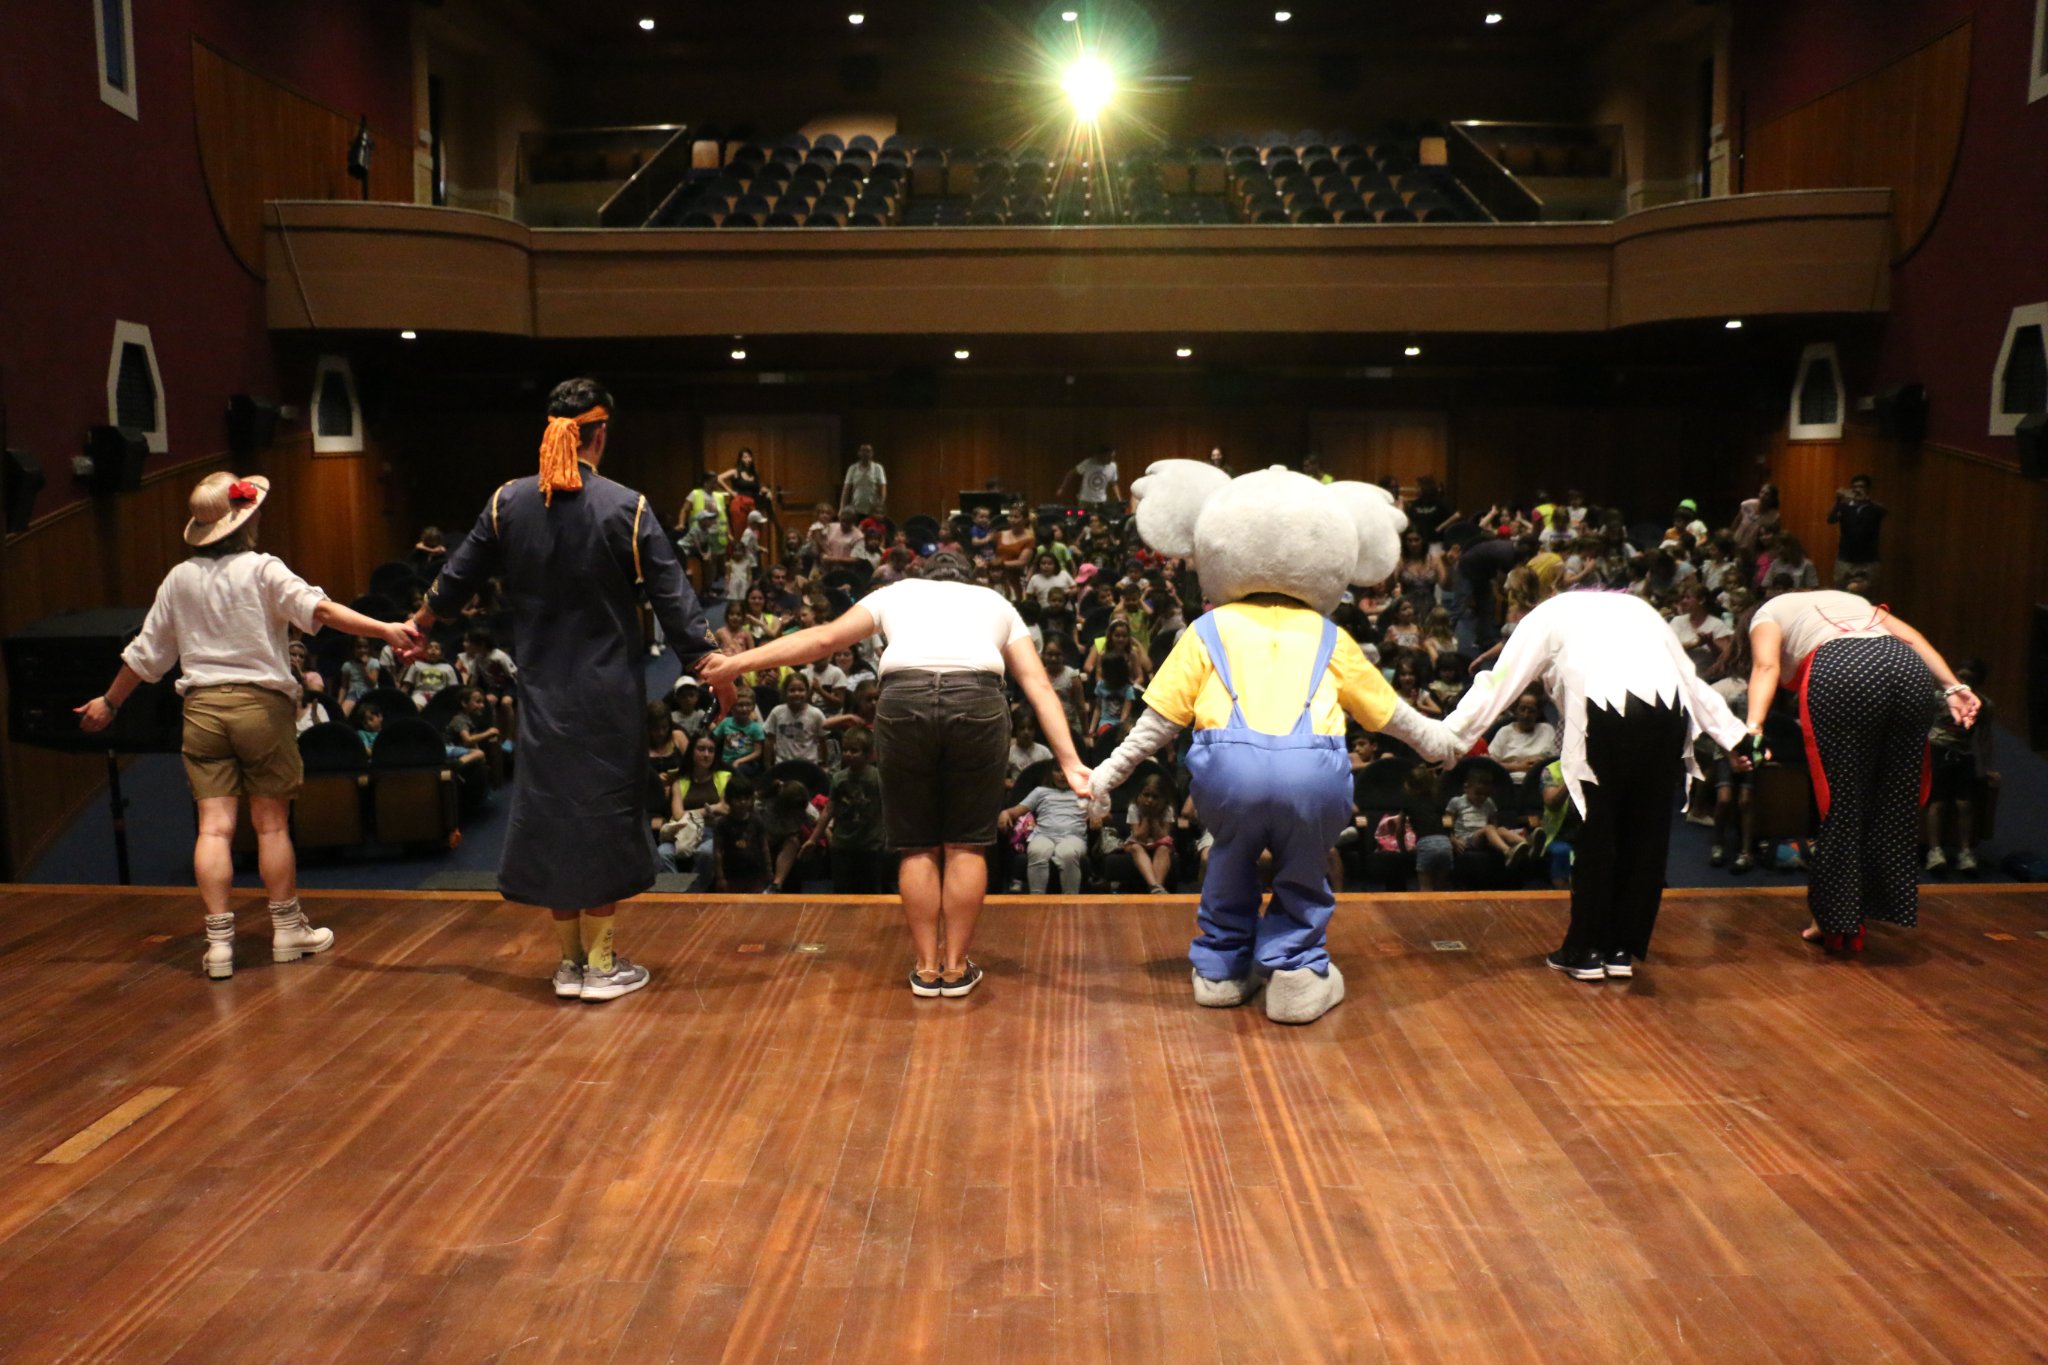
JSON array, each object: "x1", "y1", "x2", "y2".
[
  {"x1": 1826, "y1": 474, "x2": 1886, "y2": 587},
  {"x1": 840, "y1": 443, "x2": 888, "y2": 519},
  {"x1": 410, "y1": 378, "x2": 723, "y2": 1003},
  {"x1": 1061, "y1": 445, "x2": 1122, "y2": 514},
  {"x1": 1742, "y1": 589, "x2": 1976, "y2": 952}
]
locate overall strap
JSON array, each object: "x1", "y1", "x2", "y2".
[
  {"x1": 1292, "y1": 617, "x2": 1340, "y2": 736},
  {"x1": 1191, "y1": 612, "x2": 1248, "y2": 729}
]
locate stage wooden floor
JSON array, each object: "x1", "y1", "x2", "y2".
[{"x1": 3, "y1": 886, "x2": 2048, "y2": 1363}]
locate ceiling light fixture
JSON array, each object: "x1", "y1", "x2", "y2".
[
  {"x1": 1062, "y1": 54, "x2": 1116, "y2": 121},
  {"x1": 730, "y1": 348, "x2": 747, "y2": 360},
  {"x1": 1724, "y1": 318, "x2": 1744, "y2": 330},
  {"x1": 847, "y1": 12, "x2": 864, "y2": 25},
  {"x1": 1175, "y1": 347, "x2": 1193, "y2": 358},
  {"x1": 1274, "y1": 10, "x2": 1292, "y2": 21},
  {"x1": 1060, "y1": 9, "x2": 1078, "y2": 20},
  {"x1": 1484, "y1": 12, "x2": 1503, "y2": 24},
  {"x1": 1403, "y1": 345, "x2": 1422, "y2": 357},
  {"x1": 953, "y1": 348, "x2": 971, "y2": 360},
  {"x1": 399, "y1": 330, "x2": 417, "y2": 340},
  {"x1": 638, "y1": 17, "x2": 655, "y2": 31}
]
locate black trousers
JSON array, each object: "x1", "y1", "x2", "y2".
[{"x1": 1563, "y1": 695, "x2": 1688, "y2": 959}]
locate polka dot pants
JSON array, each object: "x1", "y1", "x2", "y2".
[{"x1": 1804, "y1": 636, "x2": 1941, "y2": 934}]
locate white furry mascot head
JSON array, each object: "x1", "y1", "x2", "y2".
[{"x1": 1129, "y1": 460, "x2": 1408, "y2": 616}]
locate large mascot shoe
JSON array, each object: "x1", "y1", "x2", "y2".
[
  {"x1": 1191, "y1": 969, "x2": 1261, "y2": 1008},
  {"x1": 1264, "y1": 963, "x2": 1345, "y2": 1024}
]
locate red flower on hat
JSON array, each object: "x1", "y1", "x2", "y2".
[{"x1": 227, "y1": 480, "x2": 260, "y2": 506}]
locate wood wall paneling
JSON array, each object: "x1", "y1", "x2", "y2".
[
  {"x1": 192, "y1": 39, "x2": 413, "y2": 278},
  {"x1": 1743, "y1": 22, "x2": 1971, "y2": 260}
]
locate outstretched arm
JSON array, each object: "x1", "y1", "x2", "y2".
[
  {"x1": 1003, "y1": 637, "x2": 1091, "y2": 797},
  {"x1": 1379, "y1": 700, "x2": 1466, "y2": 766},
  {"x1": 1087, "y1": 708, "x2": 1183, "y2": 815}
]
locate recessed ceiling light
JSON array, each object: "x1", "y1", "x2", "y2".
[
  {"x1": 399, "y1": 330, "x2": 417, "y2": 340},
  {"x1": 1403, "y1": 345, "x2": 1422, "y2": 357},
  {"x1": 1060, "y1": 9, "x2": 1078, "y2": 20},
  {"x1": 1484, "y1": 11, "x2": 1503, "y2": 24},
  {"x1": 1274, "y1": 9, "x2": 1292, "y2": 21},
  {"x1": 847, "y1": 12, "x2": 864, "y2": 24},
  {"x1": 730, "y1": 348, "x2": 747, "y2": 360},
  {"x1": 1724, "y1": 318, "x2": 1744, "y2": 329},
  {"x1": 1175, "y1": 347, "x2": 1193, "y2": 358},
  {"x1": 638, "y1": 17, "x2": 655, "y2": 31},
  {"x1": 953, "y1": 348, "x2": 971, "y2": 360}
]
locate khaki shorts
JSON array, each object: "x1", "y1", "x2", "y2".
[{"x1": 181, "y1": 685, "x2": 303, "y2": 800}]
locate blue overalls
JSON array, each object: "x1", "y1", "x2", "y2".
[{"x1": 1185, "y1": 611, "x2": 1353, "y2": 981}]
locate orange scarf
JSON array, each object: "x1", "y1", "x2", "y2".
[{"x1": 538, "y1": 406, "x2": 608, "y2": 504}]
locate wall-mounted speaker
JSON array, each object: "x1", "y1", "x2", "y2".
[
  {"x1": 2017, "y1": 411, "x2": 2047, "y2": 480},
  {"x1": 3, "y1": 449, "x2": 44, "y2": 535},
  {"x1": 226, "y1": 393, "x2": 279, "y2": 456},
  {"x1": 1873, "y1": 383, "x2": 1927, "y2": 443},
  {"x1": 82, "y1": 425, "x2": 147, "y2": 495}
]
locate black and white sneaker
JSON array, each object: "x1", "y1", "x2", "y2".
[
  {"x1": 939, "y1": 961, "x2": 983, "y2": 998},
  {"x1": 1602, "y1": 949, "x2": 1634, "y2": 979},
  {"x1": 1546, "y1": 948, "x2": 1606, "y2": 981},
  {"x1": 908, "y1": 967, "x2": 945, "y2": 998}
]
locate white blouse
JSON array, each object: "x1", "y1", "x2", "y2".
[
  {"x1": 123, "y1": 552, "x2": 328, "y2": 701},
  {"x1": 860, "y1": 579, "x2": 1027, "y2": 675},
  {"x1": 1441, "y1": 591, "x2": 1746, "y2": 816}
]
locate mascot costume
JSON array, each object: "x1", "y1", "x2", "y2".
[{"x1": 1091, "y1": 461, "x2": 1461, "y2": 1024}]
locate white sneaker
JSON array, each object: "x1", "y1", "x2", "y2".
[
  {"x1": 581, "y1": 956, "x2": 650, "y2": 1002},
  {"x1": 1264, "y1": 963, "x2": 1345, "y2": 1024},
  {"x1": 1956, "y1": 849, "x2": 1978, "y2": 873},
  {"x1": 1924, "y1": 847, "x2": 1948, "y2": 872},
  {"x1": 552, "y1": 960, "x2": 584, "y2": 999}
]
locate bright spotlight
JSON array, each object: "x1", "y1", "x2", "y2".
[
  {"x1": 730, "y1": 348, "x2": 747, "y2": 361},
  {"x1": 1274, "y1": 10, "x2": 1292, "y2": 21},
  {"x1": 399, "y1": 330, "x2": 418, "y2": 340},
  {"x1": 1060, "y1": 9, "x2": 1078, "y2": 20},
  {"x1": 1175, "y1": 347, "x2": 1193, "y2": 358},
  {"x1": 1725, "y1": 318, "x2": 1744, "y2": 330},
  {"x1": 847, "y1": 12, "x2": 864, "y2": 24},
  {"x1": 1403, "y1": 345, "x2": 1422, "y2": 357},
  {"x1": 1063, "y1": 54, "x2": 1116, "y2": 121},
  {"x1": 953, "y1": 349, "x2": 972, "y2": 361},
  {"x1": 637, "y1": 16, "x2": 655, "y2": 31},
  {"x1": 1484, "y1": 12, "x2": 1504, "y2": 24}
]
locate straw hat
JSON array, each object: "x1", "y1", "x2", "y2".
[{"x1": 184, "y1": 472, "x2": 270, "y2": 546}]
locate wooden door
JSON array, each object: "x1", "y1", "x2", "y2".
[
  {"x1": 702, "y1": 414, "x2": 842, "y2": 515},
  {"x1": 1306, "y1": 411, "x2": 1447, "y2": 494}
]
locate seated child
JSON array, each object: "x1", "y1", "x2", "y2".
[
  {"x1": 760, "y1": 778, "x2": 820, "y2": 894},
  {"x1": 713, "y1": 778, "x2": 770, "y2": 893},
  {"x1": 814, "y1": 725, "x2": 888, "y2": 894},
  {"x1": 713, "y1": 687, "x2": 767, "y2": 776},
  {"x1": 998, "y1": 780, "x2": 1098, "y2": 894},
  {"x1": 1446, "y1": 768, "x2": 1529, "y2": 863},
  {"x1": 402, "y1": 639, "x2": 459, "y2": 709},
  {"x1": 1121, "y1": 772, "x2": 1177, "y2": 895},
  {"x1": 763, "y1": 674, "x2": 825, "y2": 767}
]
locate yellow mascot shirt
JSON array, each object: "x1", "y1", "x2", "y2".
[{"x1": 1143, "y1": 596, "x2": 1397, "y2": 736}]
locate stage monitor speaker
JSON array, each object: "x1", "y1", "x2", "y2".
[
  {"x1": 226, "y1": 394, "x2": 279, "y2": 456},
  {"x1": 1874, "y1": 383, "x2": 1928, "y2": 444},
  {"x1": 4, "y1": 608, "x2": 184, "y2": 754},
  {"x1": 83, "y1": 425, "x2": 147, "y2": 495},
  {"x1": 3, "y1": 448, "x2": 43, "y2": 535},
  {"x1": 2032, "y1": 604, "x2": 2048, "y2": 751},
  {"x1": 2017, "y1": 411, "x2": 2048, "y2": 480}
]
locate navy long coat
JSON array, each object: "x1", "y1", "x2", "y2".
[{"x1": 428, "y1": 462, "x2": 714, "y2": 910}]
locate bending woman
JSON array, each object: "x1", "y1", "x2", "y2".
[
  {"x1": 1743, "y1": 589, "x2": 1978, "y2": 951},
  {"x1": 700, "y1": 551, "x2": 1090, "y2": 997}
]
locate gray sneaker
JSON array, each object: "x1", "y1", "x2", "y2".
[
  {"x1": 581, "y1": 956, "x2": 650, "y2": 1002},
  {"x1": 552, "y1": 960, "x2": 584, "y2": 1000}
]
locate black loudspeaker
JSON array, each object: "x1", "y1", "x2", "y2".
[
  {"x1": 83, "y1": 425, "x2": 147, "y2": 495},
  {"x1": 4, "y1": 608, "x2": 184, "y2": 754},
  {"x1": 1874, "y1": 383, "x2": 1928, "y2": 443},
  {"x1": 2031, "y1": 604, "x2": 2048, "y2": 752},
  {"x1": 2017, "y1": 412, "x2": 2048, "y2": 480},
  {"x1": 3, "y1": 448, "x2": 43, "y2": 535},
  {"x1": 226, "y1": 394, "x2": 279, "y2": 456}
]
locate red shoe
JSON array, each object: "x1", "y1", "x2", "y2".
[{"x1": 1822, "y1": 923, "x2": 1866, "y2": 954}]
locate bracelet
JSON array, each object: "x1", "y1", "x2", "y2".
[
  {"x1": 102, "y1": 696, "x2": 122, "y2": 711},
  {"x1": 1942, "y1": 683, "x2": 1972, "y2": 698}
]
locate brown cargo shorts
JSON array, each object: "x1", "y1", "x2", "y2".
[{"x1": 181, "y1": 685, "x2": 303, "y2": 800}]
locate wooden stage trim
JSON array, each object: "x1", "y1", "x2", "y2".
[{"x1": 2, "y1": 887, "x2": 2046, "y2": 1362}]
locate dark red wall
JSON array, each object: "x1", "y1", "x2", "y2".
[
  {"x1": 0, "y1": 0, "x2": 411, "y2": 511},
  {"x1": 1733, "y1": 0, "x2": 2048, "y2": 460}
]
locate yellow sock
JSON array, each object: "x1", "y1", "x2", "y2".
[
  {"x1": 581, "y1": 915, "x2": 616, "y2": 974},
  {"x1": 553, "y1": 916, "x2": 583, "y2": 965}
]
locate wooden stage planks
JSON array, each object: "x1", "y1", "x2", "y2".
[{"x1": 2, "y1": 884, "x2": 2048, "y2": 1363}]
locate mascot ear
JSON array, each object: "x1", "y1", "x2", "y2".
[
  {"x1": 1327, "y1": 481, "x2": 1410, "y2": 587},
  {"x1": 1131, "y1": 459, "x2": 1231, "y2": 558}
]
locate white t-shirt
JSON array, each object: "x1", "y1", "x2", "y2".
[
  {"x1": 1668, "y1": 611, "x2": 1732, "y2": 672},
  {"x1": 1074, "y1": 457, "x2": 1119, "y2": 505},
  {"x1": 1488, "y1": 721, "x2": 1559, "y2": 781},
  {"x1": 861, "y1": 580, "x2": 1028, "y2": 675},
  {"x1": 841, "y1": 461, "x2": 887, "y2": 513},
  {"x1": 1025, "y1": 570, "x2": 1076, "y2": 607},
  {"x1": 124, "y1": 552, "x2": 328, "y2": 700},
  {"x1": 765, "y1": 703, "x2": 825, "y2": 764},
  {"x1": 1751, "y1": 589, "x2": 1890, "y2": 677}
]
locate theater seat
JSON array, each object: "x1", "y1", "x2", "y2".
[{"x1": 297, "y1": 722, "x2": 370, "y2": 850}]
